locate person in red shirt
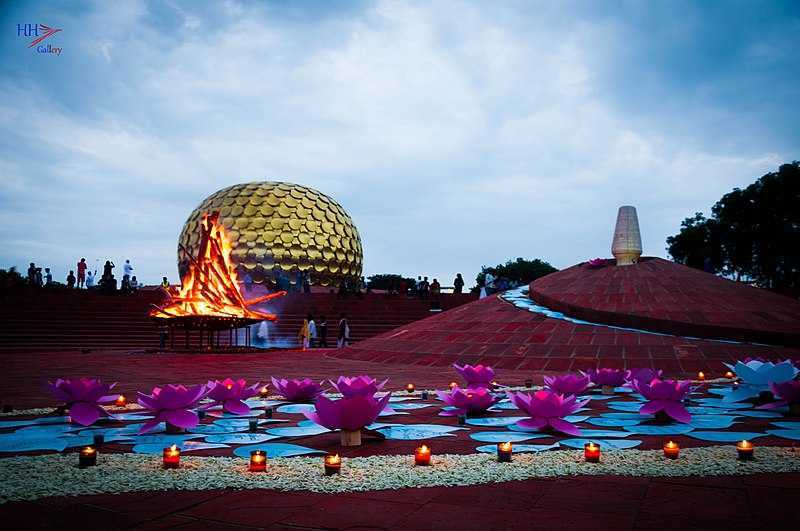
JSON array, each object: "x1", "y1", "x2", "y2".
[{"x1": 77, "y1": 258, "x2": 88, "y2": 288}]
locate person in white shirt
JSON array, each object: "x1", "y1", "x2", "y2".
[
  {"x1": 307, "y1": 314, "x2": 317, "y2": 348},
  {"x1": 123, "y1": 259, "x2": 134, "y2": 279},
  {"x1": 86, "y1": 270, "x2": 97, "y2": 288}
]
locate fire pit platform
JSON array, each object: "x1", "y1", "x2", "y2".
[{"x1": 154, "y1": 315, "x2": 262, "y2": 349}]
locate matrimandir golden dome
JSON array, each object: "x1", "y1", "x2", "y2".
[{"x1": 178, "y1": 182, "x2": 363, "y2": 286}]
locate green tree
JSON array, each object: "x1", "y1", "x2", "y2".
[
  {"x1": 366, "y1": 273, "x2": 416, "y2": 291},
  {"x1": 475, "y1": 258, "x2": 557, "y2": 289},
  {"x1": 667, "y1": 162, "x2": 800, "y2": 295}
]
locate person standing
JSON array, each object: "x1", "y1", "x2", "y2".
[
  {"x1": 86, "y1": 270, "x2": 97, "y2": 288},
  {"x1": 243, "y1": 272, "x2": 253, "y2": 293},
  {"x1": 318, "y1": 315, "x2": 328, "y2": 348},
  {"x1": 297, "y1": 316, "x2": 310, "y2": 351},
  {"x1": 123, "y1": 259, "x2": 134, "y2": 279},
  {"x1": 44, "y1": 267, "x2": 53, "y2": 285},
  {"x1": 66, "y1": 270, "x2": 76, "y2": 288},
  {"x1": 337, "y1": 314, "x2": 350, "y2": 348},
  {"x1": 161, "y1": 276, "x2": 169, "y2": 288},
  {"x1": 453, "y1": 273, "x2": 464, "y2": 294},
  {"x1": 77, "y1": 258, "x2": 88, "y2": 288},
  {"x1": 307, "y1": 314, "x2": 317, "y2": 348},
  {"x1": 27, "y1": 263, "x2": 37, "y2": 286}
]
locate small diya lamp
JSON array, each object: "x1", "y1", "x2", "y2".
[
  {"x1": 78, "y1": 446, "x2": 97, "y2": 468},
  {"x1": 697, "y1": 371, "x2": 706, "y2": 381},
  {"x1": 584, "y1": 442, "x2": 601, "y2": 463},
  {"x1": 114, "y1": 394, "x2": 127, "y2": 407},
  {"x1": 421, "y1": 390, "x2": 430, "y2": 400},
  {"x1": 406, "y1": 383, "x2": 416, "y2": 394},
  {"x1": 324, "y1": 454, "x2": 342, "y2": 476},
  {"x1": 491, "y1": 380, "x2": 499, "y2": 389},
  {"x1": 162, "y1": 444, "x2": 181, "y2": 469},
  {"x1": 249, "y1": 450, "x2": 267, "y2": 472},
  {"x1": 248, "y1": 419, "x2": 258, "y2": 432},
  {"x1": 449, "y1": 381, "x2": 459, "y2": 390},
  {"x1": 736, "y1": 440, "x2": 754, "y2": 461},
  {"x1": 663, "y1": 440, "x2": 680, "y2": 460},
  {"x1": 497, "y1": 441, "x2": 513, "y2": 463},
  {"x1": 92, "y1": 433, "x2": 105, "y2": 447},
  {"x1": 258, "y1": 385, "x2": 270, "y2": 398},
  {"x1": 414, "y1": 444, "x2": 432, "y2": 466},
  {"x1": 524, "y1": 379, "x2": 533, "y2": 388},
  {"x1": 724, "y1": 371, "x2": 735, "y2": 379}
]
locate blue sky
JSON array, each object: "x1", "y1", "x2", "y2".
[{"x1": 1, "y1": 0, "x2": 798, "y2": 286}]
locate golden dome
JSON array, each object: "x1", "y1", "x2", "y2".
[{"x1": 178, "y1": 182, "x2": 363, "y2": 286}]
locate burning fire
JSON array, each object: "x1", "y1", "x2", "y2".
[{"x1": 151, "y1": 212, "x2": 285, "y2": 320}]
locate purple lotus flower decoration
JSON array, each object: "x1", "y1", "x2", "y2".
[
  {"x1": 437, "y1": 387, "x2": 496, "y2": 416},
  {"x1": 543, "y1": 373, "x2": 590, "y2": 395},
  {"x1": 453, "y1": 363, "x2": 495, "y2": 388},
  {"x1": 137, "y1": 384, "x2": 208, "y2": 434},
  {"x1": 204, "y1": 378, "x2": 261, "y2": 415},
  {"x1": 303, "y1": 393, "x2": 392, "y2": 431},
  {"x1": 585, "y1": 368, "x2": 627, "y2": 388},
  {"x1": 626, "y1": 368, "x2": 663, "y2": 386},
  {"x1": 48, "y1": 378, "x2": 118, "y2": 426},
  {"x1": 507, "y1": 390, "x2": 589, "y2": 436},
  {"x1": 632, "y1": 378, "x2": 692, "y2": 423},
  {"x1": 271, "y1": 377, "x2": 323, "y2": 402},
  {"x1": 759, "y1": 380, "x2": 800, "y2": 410},
  {"x1": 331, "y1": 375, "x2": 388, "y2": 398}
]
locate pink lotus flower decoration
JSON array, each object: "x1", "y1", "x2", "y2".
[
  {"x1": 47, "y1": 378, "x2": 118, "y2": 426},
  {"x1": 543, "y1": 373, "x2": 590, "y2": 395},
  {"x1": 626, "y1": 368, "x2": 663, "y2": 385},
  {"x1": 453, "y1": 363, "x2": 495, "y2": 388},
  {"x1": 759, "y1": 380, "x2": 800, "y2": 410},
  {"x1": 632, "y1": 378, "x2": 692, "y2": 423},
  {"x1": 204, "y1": 378, "x2": 261, "y2": 415},
  {"x1": 137, "y1": 383, "x2": 208, "y2": 434},
  {"x1": 436, "y1": 387, "x2": 496, "y2": 416},
  {"x1": 585, "y1": 368, "x2": 627, "y2": 388},
  {"x1": 303, "y1": 393, "x2": 392, "y2": 431},
  {"x1": 271, "y1": 377, "x2": 323, "y2": 402},
  {"x1": 507, "y1": 390, "x2": 589, "y2": 435},
  {"x1": 331, "y1": 375, "x2": 388, "y2": 398}
]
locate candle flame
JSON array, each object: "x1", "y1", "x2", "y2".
[
  {"x1": 697, "y1": 371, "x2": 705, "y2": 379},
  {"x1": 170, "y1": 444, "x2": 178, "y2": 452}
]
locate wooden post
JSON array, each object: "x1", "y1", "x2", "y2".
[{"x1": 340, "y1": 429, "x2": 362, "y2": 446}]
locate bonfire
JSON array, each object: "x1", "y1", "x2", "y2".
[{"x1": 151, "y1": 212, "x2": 285, "y2": 322}]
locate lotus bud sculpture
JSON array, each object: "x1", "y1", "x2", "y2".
[
  {"x1": 758, "y1": 380, "x2": 800, "y2": 415},
  {"x1": 543, "y1": 373, "x2": 590, "y2": 395},
  {"x1": 271, "y1": 377, "x2": 323, "y2": 402},
  {"x1": 47, "y1": 378, "x2": 118, "y2": 426},
  {"x1": 721, "y1": 359, "x2": 799, "y2": 403},
  {"x1": 632, "y1": 378, "x2": 692, "y2": 423},
  {"x1": 436, "y1": 387, "x2": 496, "y2": 417},
  {"x1": 304, "y1": 393, "x2": 392, "y2": 446},
  {"x1": 507, "y1": 390, "x2": 589, "y2": 436},
  {"x1": 585, "y1": 368, "x2": 628, "y2": 394},
  {"x1": 626, "y1": 368, "x2": 663, "y2": 386},
  {"x1": 331, "y1": 375, "x2": 388, "y2": 398},
  {"x1": 204, "y1": 378, "x2": 261, "y2": 415},
  {"x1": 453, "y1": 363, "x2": 496, "y2": 389},
  {"x1": 137, "y1": 383, "x2": 208, "y2": 434}
]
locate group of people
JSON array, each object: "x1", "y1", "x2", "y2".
[
  {"x1": 385, "y1": 273, "x2": 465, "y2": 297},
  {"x1": 337, "y1": 276, "x2": 367, "y2": 299},
  {"x1": 25, "y1": 258, "x2": 143, "y2": 294},
  {"x1": 297, "y1": 314, "x2": 351, "y2": 349}
]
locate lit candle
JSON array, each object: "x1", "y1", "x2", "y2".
[
  {"x1": 115, "y1": 395, "x2": 127, "y2": 407},
  {"x1": 406, "y1": 383, "x2": 416, "y2": 394},
  {"x1": 449, "y1": 381, "x2": 458, "y2": 390},
  {"x1": 249, "y1": 450, "x2": 267, "y2": 472},
  {"x1": 724, "y1": 371, "x2": 735, "y2": 379},
  {"x1": 79, "y1": 446, "x2": 97, "y2": 468},
  {"x1": 736, "y1": 440, "x2": 754, "y2": 461},
  {"x1": 663, "y1": 440, "x2": 680, "y2": 459},
  {"x1": 497, "y1": 441, "x2": 513, "y2": 463},
  {"x1": 163, "y1": 444, "x2": 181, "y2": 469},
  {"x1": 324, "y1": 454, "x2": 342, "y2": 475},
  {"x1": 491, "y1": 380, "x2": 499, "y2": 389},
  {"x1": 415, "y1": 444, "x2": 432, "y2": 466},
  {"x1": 259, "y1": 385, "x2": 269, "y2": 398},
  {"x1": 697, "y1": 371, "x2": 706, "y2": 381},
  {"x1": 584, "y1": 442, "x2": 601, "y2": 463}
]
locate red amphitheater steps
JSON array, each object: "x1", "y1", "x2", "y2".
[{"x1": 0, "y1": 290, "x2": 477, "y2": 352}]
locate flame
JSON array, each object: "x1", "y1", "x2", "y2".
[{"x1": 151, "y1": 212, "x2": 285, "y2": 320}]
